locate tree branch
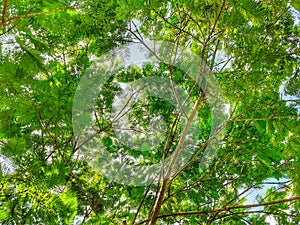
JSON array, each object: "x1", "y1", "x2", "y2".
[
  {"x1": 1, "y1": 0, "x2": 9, "y2": 24},
  {"x1": 0, "y1": 5, "x2": 73, "y2": 28},
  {"x1": 135, "y1": 196, "x2": 300, "y2": 224},
  {"x1": 201, "y1": 0, "x2": 227, "y2": 59},
  {"x1": 153, "y1": 9, "x2": 203, "y2": 44},
  {"x1": 236, "y1": 115, "x2": 300, "y2": 121},
  {"x1": 149, "y1": 90, "x2": 206, "y2": 224}
]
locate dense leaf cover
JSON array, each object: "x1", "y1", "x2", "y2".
[{"x1": 0, "y1": 0, "x2": 300, "y2": 224}]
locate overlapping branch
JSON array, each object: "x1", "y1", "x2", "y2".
[
  {"x1": 135, "y1": 196, "x2": 300, "y2": 224},
  {"x1": 0, "y1": 3, "x2": 73, "y2": 29}
]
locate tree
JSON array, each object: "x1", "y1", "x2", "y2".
[{"x1": 0, "y1": 0, "x2": 300, "y2": 224}]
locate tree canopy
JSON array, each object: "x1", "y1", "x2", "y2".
[{"x1": 0, "y1": 0, "x2": 300, "y2": 224}]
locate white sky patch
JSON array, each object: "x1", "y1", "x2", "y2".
[
  {"x1": 213, "y1": 49, "x2": 233, "y2": 72},
  {"x1": 279, "y1": 79, "x2": 300, "y2": 114},
  {"x1": 266, "y1": 215, "x2": 277, "y2": 225},
  {"x1": 0, "y1": 34, "x2": 22, "y2": 56},
  {"x1": 126, "y1": 43, "x2": 149, "y2": 67},
  {"x1": 223, "y1": 103, "x2": 231, "y2": 118},
  {"x1": 31, "y1": 129, "x2": 42, "y2": 136},
  {"x1": 289, "y1": 3, "x2": 300, "y2": 25},
  {"x1": 0, "y1": 153, "x2": 17, "y2": 176},
  {"x1": 237, "y1": 177, "x2": 291, "y2": 224},
  {"x1": 165, "y1": 2, "x2": 172, "y2": 19}
]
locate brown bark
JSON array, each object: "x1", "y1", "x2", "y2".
[
  {"x1": 0, "y1": 5, "x2": 72, "y2": 28},
  {"x1": 136, "y1": 196, "x2": 300, "y2": 224},
  {"x1": 1, "y1": 0, "x2": 9, "y2": 24}
]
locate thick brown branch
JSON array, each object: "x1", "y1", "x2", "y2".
[
  {"x1": 149, "y1": 92, "x2": 205, "y2": 225},
  {"x1": 1, "y1": 0, "x2": 9, "y2": 24}
]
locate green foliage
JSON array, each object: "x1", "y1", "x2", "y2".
[
  {"x1": 0, "y1": 0, "x2": 299, "y2": 224},
  {"x1": 292, "y1": 0, "x2": 300, "y2": 11}
]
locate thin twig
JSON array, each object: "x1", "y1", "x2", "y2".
[{"x1": 135, "y1": 196, "x2": 300, "y2": 224}]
